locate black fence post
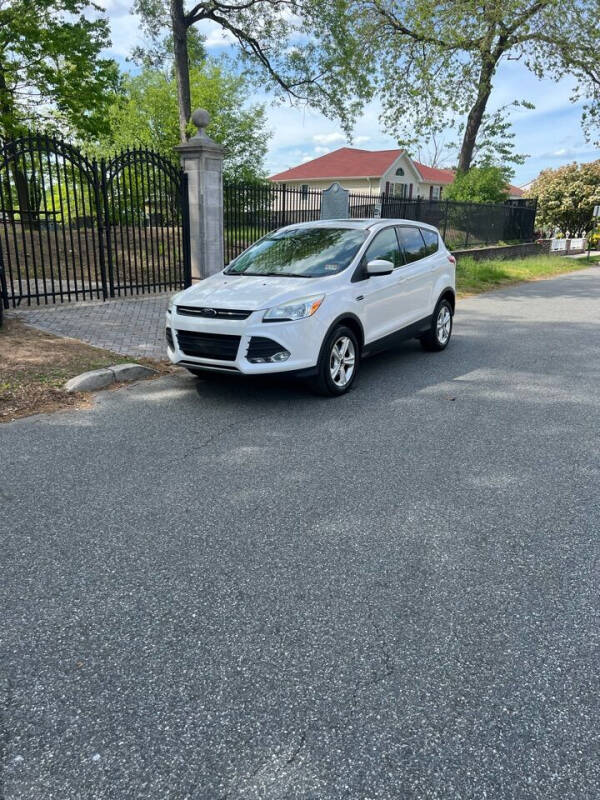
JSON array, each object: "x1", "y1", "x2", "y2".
[
  {"x1": 442, "y1": 199, "x2": 449, "y2": 240},
  {"x1": 100, "y1": 158, "x2": 115, "y2": 298},
  {"x1": 281, "y1": 183, "x2": 287, "y2": 228},
  {"x1": 181, "y1": 171, "x2": 192, "y2": 287},
  {"x1": 0, "y1": 243, "x2": 8, "y2": 312},
  {"x1": 92, "y1": 158, "x2": 109, "y2": 301}
]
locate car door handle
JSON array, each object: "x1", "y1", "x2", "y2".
[{"x1": 356, "y1": 294, "x2": 364, "y2": 301}]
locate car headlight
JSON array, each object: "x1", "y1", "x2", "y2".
[{"x1": 263, "y1": 295, "x2": 324, "y2": 322}]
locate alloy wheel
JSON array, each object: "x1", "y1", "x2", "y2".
[
  {"x1": 436, "y1": 306, "x2": 452, "y2": 345},
  {"x1": 330, "y1": 336, "x2": 356, "y2": 387}
]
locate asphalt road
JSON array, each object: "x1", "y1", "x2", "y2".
[{"x1": 2, "y1": 267, "x2": 600, "y2": 799}]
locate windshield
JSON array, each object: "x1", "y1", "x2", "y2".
[{"x1": 225, "y1": 227, "x2": 366, "y2": 278}]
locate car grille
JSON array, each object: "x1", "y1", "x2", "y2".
[
  {"x1": 176, "y1": 305, "x2": 252, "y2": 320},
  {"x1": 176, "y1": 330, "x2": 241, "y2": 361},
  {"x1": 165, "y1": 327, "x2": 174, "y2": 350},
  {"x1": 246, "y1": 337, "x2": 285, "y2": 360}
]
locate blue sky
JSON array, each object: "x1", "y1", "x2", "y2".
[{"x1": 98, "y1": 0, "x2": 600, "y2": 186}]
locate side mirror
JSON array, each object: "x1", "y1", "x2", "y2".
[{"x1": 366, "y1": 258, "x2": 394, "y2": 276}]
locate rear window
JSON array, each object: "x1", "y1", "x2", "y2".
[
  {"x1": 421, "y1": 228, "x2": 438, "y2": 256},
  {"x1": 397, "y1": 226, "x2": 427, "y2": 263}
]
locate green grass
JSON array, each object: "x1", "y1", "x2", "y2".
[{"x1": 456, "y1": 254, "x2": 591, "y2": 296}]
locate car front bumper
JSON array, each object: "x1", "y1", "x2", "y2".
[{"x1": 166, "y1": 308, "x2": 324, "y2": 375}]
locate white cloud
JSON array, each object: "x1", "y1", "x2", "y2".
[
  {"x1": 355, "y1": 135, "x2": 371, "y2": 145},
  {"x1": 200, "y1": 22, "x2": 236, "y2": 48},
  {"x1": 314, "y1": 146, "x2": 330, "y2": 155},
  {"x1": 313, "y1": 132, "x2": 345, "y2": 145},
  {"x1": 94, "y1": 0, "x2": 130, "y2": 12},
  {"x1": 104, "y1": 12, "x2": 145, "y2": 59}
]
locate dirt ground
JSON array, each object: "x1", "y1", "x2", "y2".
[{"x1": 0, "y1": 318, "x2": 169, "y2": 422}]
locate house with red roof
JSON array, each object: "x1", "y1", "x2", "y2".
[{"x1": 269, "y1": 147, "x2": 524, "y2": 201}]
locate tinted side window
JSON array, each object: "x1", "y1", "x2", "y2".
[
  {"x1": 421, "y1": 228, "x2": 438, "y2": 256},
  {"x1": 364, "y1": 227, "x2": 403, "y2": 268},
  {"x1": 397, "y1": 226, "x2": 427, "y2": 263}
]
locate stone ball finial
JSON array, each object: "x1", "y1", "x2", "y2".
[{"x1": 191, "y1": 108, "x2": 211, "y2": 133}]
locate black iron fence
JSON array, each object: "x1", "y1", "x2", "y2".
[
  {"x1": 223, "y1": 182, "x2": 536, "y2": 264},
  {"x1": 0, "y1": 140, "x2": 537, "y2": 308},
  {"x1": 0, "y1": 133, "x2": 190, "y2": 307}
]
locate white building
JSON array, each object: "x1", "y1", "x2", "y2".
[{"x1": 269, "y1": 147, "x2": 524, "y2": 201}]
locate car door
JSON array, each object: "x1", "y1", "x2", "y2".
[
  {"x1": 358, "y1": 226, "x2": 409, "y2": 343},
  {"x1": 395, "y1": 225, "x2": 437, "y2": 323}
]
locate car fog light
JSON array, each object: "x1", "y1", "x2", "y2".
[{"x1": 248, "y1": 349, "x2": 291, "y2": 364}]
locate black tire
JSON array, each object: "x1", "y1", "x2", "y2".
[
  {"x1": 421, "y1": 298, "x2": 453, "y2": 352},
  {"x1": 311, "y1": 324, "x2": 360, "y2": 397}
]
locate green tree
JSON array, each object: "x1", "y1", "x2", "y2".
[
  {"x1": 319, "y1": 0, "x2": 599, "y2": 172},
  {"x1": 452, "y1": 102, "x2": 533, "y2": 169},
  {"x1": 0, "y1": 0, "x2": 118, "y2": 216},
  {"x1": 444, "y1": 166, "x2": 511, "y2": 204},
  {"x1": 529, "y1": 161, "x2": 600, "y2": 237},
  {"x1": 97, "y1": 56, "x2": 270, "y2": 181},
  {"x1": 133, "y1": 0, "x2": 367, "y2": 142},
  {"x1": 0, "y1": 0, "x2": 118, "y2": 140}
]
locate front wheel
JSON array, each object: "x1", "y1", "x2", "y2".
[
  {"x1": 311, "y1": 325, "x2": 360, "y2": 397},
  {"x1": 421, "y1": 299, "x2": 453, "y2": 351}
]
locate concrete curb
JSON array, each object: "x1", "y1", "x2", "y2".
[{"x1": 65, "y1": 363, "x2": 157, "y2": 393}]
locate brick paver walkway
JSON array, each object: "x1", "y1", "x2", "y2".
[{"x1": 12, "y1": 294, "x2": 170, "y2": 360}]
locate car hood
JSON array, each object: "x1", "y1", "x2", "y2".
[{"x1": 178, "y1": 273, "x2": 326, "y2": 311}]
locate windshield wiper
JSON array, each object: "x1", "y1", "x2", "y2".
[
  {"x1": 259, "y1": 272, "x2": 313, "y2": 278},
  {"x1": 228, "y1": 271, "x2": 313, "y2": 278}
]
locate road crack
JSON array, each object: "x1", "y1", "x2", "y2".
[
  {"x1": 219, "y1": 729, "x2": 308, "y2": 799},
  {"x1": 182, "y1": 410, "x2": 273, "y2": 458}
]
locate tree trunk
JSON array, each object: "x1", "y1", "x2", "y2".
[
  {"x1": 11, "y1": 162, "x2": 32, "y2": 218},
  {"x1": 0, "y1": 66, "x2": 35, "y2": 223},
  {"x1": 457, "y1": 61, "x2": 495, "y2": 173},
  {"x1": 170, "y1": 0, "x2": 191, "y2": 143}
]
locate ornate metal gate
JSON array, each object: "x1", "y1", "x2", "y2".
[{"x1": 0, "y1": 133, "x2": 190, "y2": 307}]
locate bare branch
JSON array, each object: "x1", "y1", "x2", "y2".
[
  {"x1": 501, "y1": 0, "x2": 552, "y2": 40},
  {"x1": 205, "y1": 9, "x2": 307, "y2": 96},
  {"x1": 369, "y1": 0, "x2": 450, "y2": 47}
]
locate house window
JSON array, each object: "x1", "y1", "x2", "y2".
[
  {"x1": 431, "y1": 186, "x2": 441, "y2": 200},
  {"x1": 392, "y1": 183, "x2": 407, "y2": 198},
  {"x1": 395, "y1": 167, "x2": 405, "y2": 176},
  {"x1": 301, "y1": 184, "x2": 309, "y2": 196}
]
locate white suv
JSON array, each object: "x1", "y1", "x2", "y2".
[{"x1": 166, "y1": 219, "x2": 456, "y2": 396}]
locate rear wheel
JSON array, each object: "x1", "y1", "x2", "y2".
[
  {"x1": 312, "y1": 325, "x2": 359, "y2": 396},
  {"x1": 421, "y1": 299, "x2": 453, "y2": 351}
]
